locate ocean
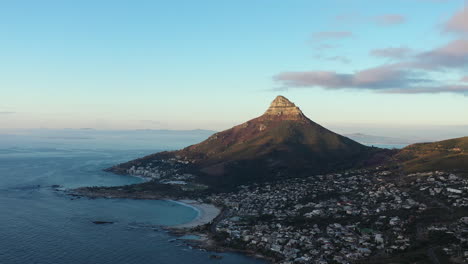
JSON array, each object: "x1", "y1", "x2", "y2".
[
  {"x1": 366, "y1": 143, "x2": 408, "y2": 149},
  {"x1": 0, "y1": 130, "x2": 265, "y2": 264}
]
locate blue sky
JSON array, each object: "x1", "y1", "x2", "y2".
[{"x1": 1, "y1": 0, "x2": 467, "y2": 133}]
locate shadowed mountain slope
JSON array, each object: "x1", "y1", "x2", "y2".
[{"x1": 107, "y1": 96, "x2": 387, "y2": 187}]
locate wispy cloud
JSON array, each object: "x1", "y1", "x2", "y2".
[
  {"x1": 274, "y1": 64, "x2": 426, "y2": 91},
  {"x1": 413, "y1": 39, "x2": 468, "y2": 69},
  {"x1": 374, "y1": 14, "x2": 406, "y2": 26},
  {"x1": 275, "y1": 68, "x2": 468, "y2": 95},
  {"x1": 334, "y1": 13, "x2": 407, "y2": 26},
  {"x1": 314, "y1": 55, "x2": 351, "y2": 64},
  {"x1": 275, "y1": 5, "x2": 468, "y2": 95},
  {"x1": 275, "y1": 39, "x2": 468, "y2": 94},
  {"x1": 383, "y1": 85, "x2": 468, "y2": 94},
  {"x1": 370, "y1": 47, "x2": 413, "y2": 59},
  {"x1": 327, "y1": 56, "x2": 351, "y2": 64},
  {"x1": 443, "y1": 5, "x2": 468, "y2": 34},
  {"x1": 312, "y1": 31, "x2": 353, "y2": 40}
]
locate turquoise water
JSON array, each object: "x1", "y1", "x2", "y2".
[{"x1": 0, "y1": 131, "x2": 265, "y2": 264}]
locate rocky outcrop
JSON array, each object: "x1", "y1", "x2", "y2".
[{"x1": 262, "y1": 95, "x2": 305, "y2": 120}]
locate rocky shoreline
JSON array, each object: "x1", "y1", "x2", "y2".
[{"x1": 166, "y1": 228, "x2": 276, "y2": 264}]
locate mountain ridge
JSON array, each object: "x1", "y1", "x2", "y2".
[
  {"x1": 107, "y1": 96, "x2": 387, "y2": 187},
  {"x1": 395, "y1": 136, "x2": 468, "y2": 173}
]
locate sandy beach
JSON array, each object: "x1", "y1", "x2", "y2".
[{"x1": 171, "y1": 200, "x2": 221, "y2": 228}]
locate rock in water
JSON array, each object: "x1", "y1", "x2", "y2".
[
  {"x1": 92, "y1": 221, "x2": 114, "y2": 225},
  {"x1": 209, "y1": 254, "x2": 223, "y2": 259}
]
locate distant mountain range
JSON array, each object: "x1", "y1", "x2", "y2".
[
  {"x1": 0, "y1": 129, "x2": 215, "y2": 151},
  {"x1": 343, "y1": 133, "x2": 420, "y2": 146},
  {"x1": 0, "y1": 128, "x2": 437, "y2": 148}
]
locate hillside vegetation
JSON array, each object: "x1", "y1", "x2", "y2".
[{"x1": 396, "y1": 136, "x2": 468, "y2": 173}]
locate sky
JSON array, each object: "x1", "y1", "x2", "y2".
[{"x1": 1, "y1": 0, "x2": 467, "y2": 136}]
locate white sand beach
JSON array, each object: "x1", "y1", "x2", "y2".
[{"x1": 171, "y1": 200, "x2": 221, "y2": 228}]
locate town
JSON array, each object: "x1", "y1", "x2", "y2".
[
  {"x1": 205, "y1": 169, "x2": 468, "y2": 263},
  {"x1": 118, "y1": 159, "x2": 468, "y2": 264}
]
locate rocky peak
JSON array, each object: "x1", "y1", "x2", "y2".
[{"x1": 263, "y1": 96, "x2": 305, "y2": 120}]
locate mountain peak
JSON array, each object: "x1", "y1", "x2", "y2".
[
  {"x1": 107, "y1": 94, "x2": 379, "y2": 187},
  {"x1": 271, "y1": 95, "x2": 295, "y2": 107},
  {"x1": 263, "y1": 95, "x2": 304, "y2": 120}
]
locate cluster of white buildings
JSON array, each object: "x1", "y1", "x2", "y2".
[
  {"x1": 207, "y1": 169, "x2": 468, "y2": 263},
  {"x1": 410, "y1": 171, "x2": 468, "y2": 207},
  {"x1": 127, "y1": 158, "x2": 195, "y2": 184}
]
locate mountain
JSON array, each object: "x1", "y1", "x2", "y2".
[
  {"x1": 107, "y1": 96, "x2": 387, "y2": 187},
  {"x1": 395, "y1": 136, "x2": 468, "y2": 173}
]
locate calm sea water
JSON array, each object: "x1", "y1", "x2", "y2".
[
  {"x1": 366, "y1": 143, "x2": 407, "y2": 149},
  {"x1": 0, "y1": 130, "x2": 265, "y2": 264}
]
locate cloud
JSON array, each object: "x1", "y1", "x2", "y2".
[
  {"x1": 274, "y1": 39, "x2": 468, "y2": 94},
  {"x1": 374, "y1": 14, "x2": 406, "y2": 25},
  {"x1": 414, "y1": 39, "x2": 468, "y2": 69},
  {"x1": 314, "y1": 55, "x2": 351, "y2": 64},
  {"x1": 370, "y1": 47, "x2": 413, "y2": 59},
  {"x1": 276, "y1": 6, "x2": 468, "y2": 95},
  {"x1": 0, "y1": 111, "x2": 15, "y2": 115},
  {"x1": 327, "y1": 56, "x2": 351, "y2": 64},
  {"x1": 383, "y1": 85, "x2": 468, "y2": 94},
  {"x1": 274, "y1": 68, "x2": 468, "y2": 95},
  {"x1": 312, "y1": 31, "x2": 353, "y2": 40},
  {"x1": 334, "y1": 13, "x2": 407, "y2": 26},
  {"x1": 444, "y1": 5, "x2": 468, "y2": 34},
  {"x1": 274, "y1": 64, "x2": 424, "y2": 90},
  {"x1": 275, "y1": 71, "x2": 351, "y2": 89}
]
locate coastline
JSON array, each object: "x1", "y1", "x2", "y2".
[
  {"x1": 169, "y1": 199, "x2": 221, "y2": 228},
  {"x1": 70, "y1": 189, "x2": 221, "y2": 228},
  {"x1": 71, "y1": 188, "x2": 273, "y2": 263}
]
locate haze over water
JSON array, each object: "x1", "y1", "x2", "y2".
[{"x1": 0, "y1": 130, "x2": 265, "y2": 264}]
